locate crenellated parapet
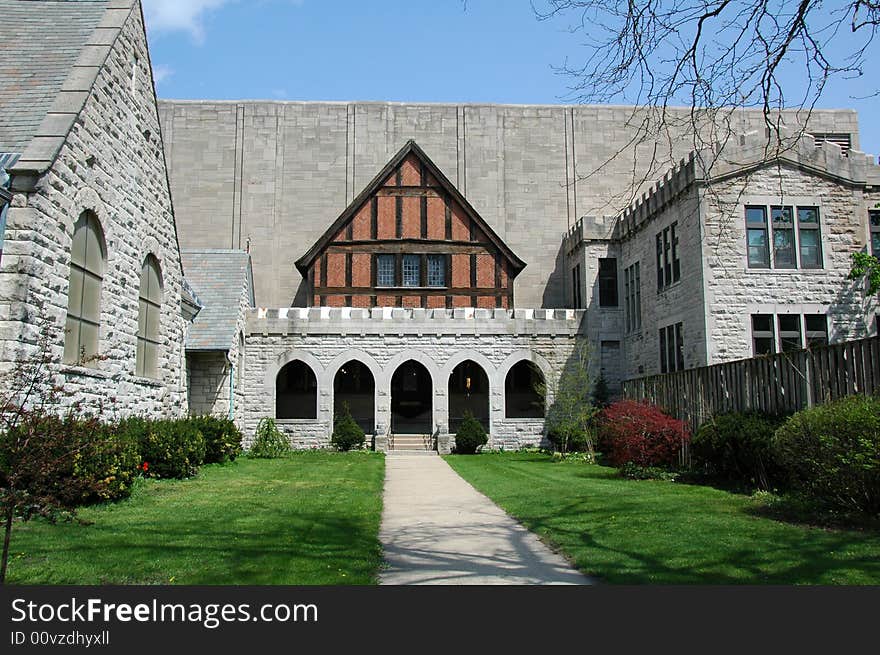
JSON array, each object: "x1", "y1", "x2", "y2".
[{"x1": 247, "y1": 306, "x2": 587, "y2": 337}]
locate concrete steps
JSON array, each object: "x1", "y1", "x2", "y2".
[{"x1": 389, "y1": 434, "x2": 435, "y2": 453}]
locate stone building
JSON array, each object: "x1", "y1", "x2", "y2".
[
  {"x1": 0, "y1": 1, "x2": 877, "y2": 452},
  {"x1": 0, "y1": 0, "x2": 189, "y2": 418}
]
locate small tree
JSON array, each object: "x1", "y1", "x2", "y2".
[
  {"x1": 331, "y1": 402, "x2": 365, "y2": 452},
  {"x1": 0, "y1": 311, "x2": 113, "y2": 584},
  {"x1": 542, "y1": 339, "x2": 598, "y2": 457},
  {"x1": 248, "y1": 418, "x2": 291, "y2": 458},
  {"x1": 849, "y1": 251, "x2": 880, "y2": 296},
  {"x1": 454, "y1": 411, "x2": 488, "y2": 455}
]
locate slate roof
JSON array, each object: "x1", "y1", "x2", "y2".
[
  {"x1": 181, "y1": 249, "x2": 254, "y2": 352},
  {"x1": 0, "y1": 1, "x2": 137, "y2": 175}
]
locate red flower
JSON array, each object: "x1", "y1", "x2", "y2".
[{"x1": 142, "y1": 462, "x2": 149, "y2": 472}]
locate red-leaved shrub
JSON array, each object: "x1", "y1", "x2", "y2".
[{"x1": 597, "y1": 400, "x2": 690, "y2": 467}]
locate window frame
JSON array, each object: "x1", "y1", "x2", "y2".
[
  {"x1": 64, "y1": 211, "x2": 106, "y2": 367},
  {"x1": 598, "y1": 257, "x2": 619, "y2": 307},
  {"x1": 656, "y1": 223, "x2": 680, "y2": 290},
  {"x1": 746, "y1": 202, "x2": 824, "y2": 270},
  {"x1": 659, "y1": 322, "x2": 683, "y2": 373},
  {"x1": 136, "y1": 255, "x2": 163, "y2": 379},
  {"x1": 624, "y1": 261, "x2": 642, "y2": 334},
  {"x1": 376, "y1": 254, "x2": 395, "y2": 287},
  {"x1": 426, "y1": 253, "x2": 447, "y2": 288},
  {"x1": 869, "y1": 209, "x2": 880, "y2": 257}
]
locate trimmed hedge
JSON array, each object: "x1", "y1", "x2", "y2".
[
  {"x1": 773, "y1": 395, "x2": 880, "y2": 515},
  {"x1": 692, "y1": 412, "x2": 785, "y2": 490},
  {"x1": 121, "y1": 417, "x2": 206, "y2": 479},
  {"x1": 190, "y1": 415, "x2": 243, "y2": 464},
  {"x1": 597, "y1": 400, "x2": 689, "y2": 468}
]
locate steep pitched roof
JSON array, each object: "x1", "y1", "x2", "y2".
[
  {"x1": 295, "y1": 139, "x2": 526, "y2": 275},
  {"x1": 181, "y1": 249, "x2": 255, "y2": 352},
  {"x1": 0, "y1": 0, "x2": 136, "y2": 174}
]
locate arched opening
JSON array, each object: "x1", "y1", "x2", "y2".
[
  {"x1": 390, "y1": 360, "x2": 432, "y2": 433},
  {"x1": 136, "y1": 254, "x2": 163, "y2": 379},
  {"x1": 505, "y1": 360, "x2": 545, "y2": 418},
  {"x1": 64, "y1": 210, "x2": 106, "y2": 367},
  {"x1": 276, "y1": 360, "x2": 317, "y2": 419},
  {"x1": 334, "y1": 360, "x2": 375, "y2": 434},
  {"x1": 448, "y1": 360, "x2": 489, "y2": 433}
]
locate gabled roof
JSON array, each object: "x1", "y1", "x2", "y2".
[
  {"x1": 295, "y1": 140, "x2": 526, "y2": 275},
  {"x1": 181, "y1": 249, "x2": 255, "y2": 352},
  {"x1": 0, "y1": 1, "x2": 136, "y2": 175}
]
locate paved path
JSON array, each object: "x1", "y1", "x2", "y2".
[{"x1": 379, "y1": 454, "x2": 593, "y2": 585}]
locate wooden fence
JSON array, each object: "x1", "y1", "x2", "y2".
[{"x1": 623, "y1": 335, "x2": 880, "y2": 431}]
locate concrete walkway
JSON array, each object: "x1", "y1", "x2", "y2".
[{"x1": 379, "y1": 454, "x2": 593, "y2": 585}]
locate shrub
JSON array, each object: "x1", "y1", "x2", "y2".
[
  {"x1": 454, "y1": 412, "x2": 488, "y2": 454},
  {"x1": 619, "y1": 462, "x2": 679, "y2": 481},
  {"x1": 248, "y1": 418, "x2": 291, "y2": 458},
  {"x1": 773, "y1": 395, "x2": 880, "y2": 515},
  {"x1": 190, "y1": 415, "x2": 243, "y2": 463},
  {"x1": 691, "y1": 412, "x2": 785, "y2": 490},
  {"x1": 597, "y1": 399, "x2": 689, "y2": 468},
  {"x1": 76, "y1": 421, "x2": 141, "y2": 503},
  {"x1": 331, "y1": 403, "x2": 365, "y2": 451},
  {"x1": 547, "y1": 421, "x2": 594, "y2": 453},
  {"x1": 130, "y1": 418, "x2": 206, "y2": 479}
]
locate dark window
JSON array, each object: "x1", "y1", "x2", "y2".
[
  {"x1": 624, "y1": 261, "x2": 641, "y2": 333},
  {"x1": 870, "y1": 209, "x2": 880, "y2": 257},
  {"x1": 598, "y1": 258, "x2": 618, "y2": 307},
  {"x1": 504, "y1": 361, "x2": 545, "y2": 418},
  {"x1": 797, "y1": 207, "x2": 822, "y2": 268},
  {"x1": 746, "y1": 206, "x2": 770, "y2": 268},
  {"x1": 771, "y1": 206, "x2": 795, "y2": 268},
  {"x1": 659, "y1": 322, "x2": 684, "y2": 373},
  {"x1": 376, "y1": 254, "x2": 395, "y2": 287},
  {"x1": 751, "y1": 314, "x2": 775, "y2": 355},
  {"x1": 571, "y1": 264, "x2": 582, "y2": 309},
  {"x1": 804, "y1": 314, "x2": 828, "y2": 348},
  {"x1": 778, "y1": 314, "x2": 802, "y2": 352},
  {"x1": 427, "y1": 254, "x2": 446, "y2": 287},
  {"x1": 276, "y1": 360, "x2": 317, "y2": 419},
  {"x1": 656, "y1": 223, "x2": 680, "y2": 289}
]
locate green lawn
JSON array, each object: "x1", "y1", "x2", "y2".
[
  {"x1": 7, "y1": 452, "x2": 385, "y2": 585},
  {"x1": 445, "y1": 452, "x2": 880, "y2": 584}
]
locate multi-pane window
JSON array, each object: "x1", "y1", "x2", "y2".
[
  {"x1": 750, "y1": 313, "x2": 829, "y2": 355},
  {"x1": 376, "y1": 254, "x2": 395, "y2": 286},
  {"x1": 136, "y1": 255, "x2": 163, "y2": 379},
  {"x1": 870, "y1": 209, "x2": 880, "y2": 256},
  {"x1": 797, "y1": 207, "x2": 822, "y2": 268},
  {"x1": 752, "y1": 314, "x2": 775, "y2": 355},
  {"x1": 427, "y1": 254, "x2": 446, "y2": 287},
  {"x1": 659, "y1": 322, "x2": 684, "y2": 374},
  {"x1": 64, "y1": 211, "x2": 105, "y2": 366},
  {"x1": 771, "y1": 206, "x2": 796, "y2": 268},
  {"x1": 746, "y1": 206, "x2": 770, "y2": 267},
  {"x1": 624, "y1": 261, "x2": 641, "y2": 333},
  {"x1": 778, "y1": 314, "x2": 802, "y2": 352},
  {"x1": 746, "y1": 204, "x2": 823, "y2": 269},
  {"x1": 402, "y1": 254, "x2": 420, "y2": 287},
  {"x1": 571, "y1": 264, "x2": 583, "y2": 309},
  {"x1": 598, "y1": 258, "x2": 618, "y2": 307},
  {"x1": 656, "y1": 222, "x2": 680, "y2": 291}
]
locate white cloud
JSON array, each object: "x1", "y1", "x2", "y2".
[
  {"x1": 152, "y1": 65, "x2": 174, "y2": 84},
  {"x1": 142, "y1": 0, "x2": 235, "y2": 43}
]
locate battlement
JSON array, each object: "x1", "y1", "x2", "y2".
[
  {"x1": 247, "y1": 307, "x2": 586, "y2": 337},
  {"x1": 563, "y1": 215, "x2": 619, "y2": 252}
]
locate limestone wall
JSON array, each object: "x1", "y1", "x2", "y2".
[
  {"x1": 242, "y1": 307, "x2": 586, "y2": 451},
  {"x1": 0, "y1": 3, "x2": 187, "y2": 419},
  {"x1": 157, "y1": 99, "x2": 860, "y2": 309}
]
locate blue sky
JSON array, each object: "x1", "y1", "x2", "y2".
[{"x1": 142, "y1": 0, "x2": 880, "y2": 157}]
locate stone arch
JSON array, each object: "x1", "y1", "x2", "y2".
[
  {"x1": 389, "y1": 358, "x2": 434, "y2": 434},
  {"x1": 324, "y1": 350, "x2": 383, "y2": 391},
  {"x1": 439, "y1": 349, "x2": 496, "y2": 382},
  {"x1": 447, "y1": 358, "x2": 491, "y2": 434},
  {"x1": 275, "y1": 359, "x2": 319, "y2": 420},
  {"x1": 380, "y1": 349, "x2": 442, "y2": 392},
  {"x1": 264, "y1": 349, "x2": 325, "y2": 398},
  {"x1": 499, "y1": 351, "x2": 553, "y2": 419}
]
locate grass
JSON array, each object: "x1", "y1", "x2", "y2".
[
  {"x1": 445, "y1": 452, "x2": 880, "y2": 584},
  {"x1": 6, "y1": 452, "x2": 385, "y2": 585}
]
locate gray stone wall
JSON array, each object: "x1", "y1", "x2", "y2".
[
  {"x1": 186, "y1": 351, "x2": 229, "y2": 417},
  {"x1": 241, "y1": 307, "x2": 586, "y2": 451},
  {"x1": 0, "y1": 4, "x2": 187, "y2": 419},
  {"x1": 157, "y1": 100, "x2": 860, "y2": 309},
  {"x1": 701, "y1": 165, "x2": 879, "y2": 362}
]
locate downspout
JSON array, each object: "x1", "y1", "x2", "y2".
[
  {"x1": 228, "y1": 358, "x2": 235, "y2": 421},
  {"x1": 0, "y1": 190, "x2": 10, "y2": 267}
]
